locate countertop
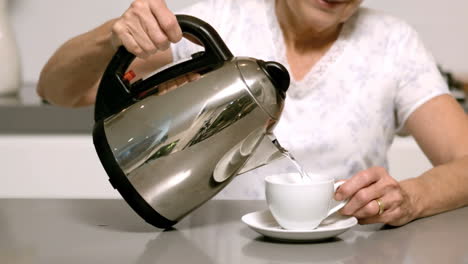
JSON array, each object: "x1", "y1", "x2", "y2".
[{"x1": 1, "y1": 199, "x2": 467, "y2": 264}]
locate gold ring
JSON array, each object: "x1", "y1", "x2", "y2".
[{"x1": 376, "y1": 199, "x2": 385, "y2": 215}]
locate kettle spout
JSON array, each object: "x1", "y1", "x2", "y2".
[
  {"x1": 236, "y1": 133, "x2": 284, "y2": 175},
  {"x1": 213, "y1": 130, "x2": 284, "y2": 183}
]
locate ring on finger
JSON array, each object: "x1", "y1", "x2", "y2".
[{"x1": 376, "y1": 199, "x2": 385, "y2": 215}]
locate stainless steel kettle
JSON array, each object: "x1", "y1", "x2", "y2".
[{"x1": 93, "y1": 15, "x2": 290, "y2": 228}]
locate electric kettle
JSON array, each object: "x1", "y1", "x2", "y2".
[{"x1": 93, "y1": 15, "x2": 290, "y2": 228}]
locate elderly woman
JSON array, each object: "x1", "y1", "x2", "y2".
[{"x1": 37, "y1": 0, "x2": 468, "y2": 226}]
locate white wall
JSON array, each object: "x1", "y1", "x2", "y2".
[
  {"x1": 7, "y1": 0, "x2": 468, "y2": 84},
  {"x1": 8, "y1": 0, "x2": 200, "y2": 84},
  {"x1": 362, "y1": 0, "x2": 468, "y2": 77}
]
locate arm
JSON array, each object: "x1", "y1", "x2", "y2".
[
  {"x1": 333, "y1": 17, "x2": 468, "y2": 225},
  {"x1": 335, "y1": 95, "x2": 468, "y2": 226},
  {"x1": 37, "y1": 0, "x2": 181, "y2": 107},
  {"x1": 401, "y1": 94, "x2": 468, "y2": 218},
  {"x1": 38, "y1": 19, "x2": 120, "y2": 107}
]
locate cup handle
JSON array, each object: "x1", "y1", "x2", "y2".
[{"x1": 327, "y1": 181, "x2": 348, "y2": 217}]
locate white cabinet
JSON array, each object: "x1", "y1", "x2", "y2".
[{"x1": 1, "y1": 135, "x2": 119, "y2": 198}]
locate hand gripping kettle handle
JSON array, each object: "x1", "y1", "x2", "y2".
[{"x1": 94, "y1": 14, "x2": 234, "y2": 122}]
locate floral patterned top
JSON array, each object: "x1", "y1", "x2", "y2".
[{"x1": 172, "y1": 0, "x2": 449, "y2": 199}]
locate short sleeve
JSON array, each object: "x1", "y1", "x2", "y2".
[{"x1": 393, "y1": 23, "x2": 450, "y2": 134}]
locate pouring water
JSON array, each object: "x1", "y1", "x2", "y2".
[{"x1": 272, "y1": 139, "x2": 312, "y2": 182}]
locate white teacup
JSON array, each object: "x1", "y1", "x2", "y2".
[{"x1": 265, "y1": 173, "x2": 347, "y2": 230}]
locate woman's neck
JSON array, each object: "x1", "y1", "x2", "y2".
[
  {"x1": 275, "y1": 1, "x2": 342, "y2": 54},
  {"x1": 274, "y1": 0, "x2": 345, "y2": 81}
]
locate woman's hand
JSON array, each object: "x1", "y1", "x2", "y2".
[
  {"x1": 334, "y1": 167, "x2": 417, "y2": 226},
  {"x1": 157, "y1": 72, "x2": 201, "y2": 95},
  {"x1": 112, "y1": 0, "x2": 183, "y2": 58}
]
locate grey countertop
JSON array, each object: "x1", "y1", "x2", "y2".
[
  {"x1": 1, "y1": 199, "x2": 467, "y2": 264},
  {"x1": 0, "y1": 83, "x2": 93, "y2": 134}
]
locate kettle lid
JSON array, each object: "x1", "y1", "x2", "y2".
[{"x1": 258, "y1": 61, "x2": 290, "y2": 97}]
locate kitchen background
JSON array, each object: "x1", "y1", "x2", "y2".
[{"x1": 1, "y1": 0, "x2": 468, "y2": 198}]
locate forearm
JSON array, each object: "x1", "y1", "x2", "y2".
[
  {"x1": 37, "y1": 19, "x2": 117, "y2": 107},
  {"x1": 401, "y1": 155, "x2": 468, "y2": 220}
]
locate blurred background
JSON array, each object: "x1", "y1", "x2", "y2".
[
  {"x1": 7, "y1": 0, "x2": 468, "y2": 85},
  {"x1": 1, "y1": 0, "x2": 467, "y2": 198}
]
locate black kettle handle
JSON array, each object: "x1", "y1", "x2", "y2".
[{"x1": 94, "y1": 14, "x2": 234, "y2": 122}]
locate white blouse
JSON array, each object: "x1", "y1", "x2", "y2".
[{"x1": 172, "y1": 0, "x2": 449, "y2": 199}]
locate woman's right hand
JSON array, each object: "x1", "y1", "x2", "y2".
[{"x1": 111, "y1": 0, "x2": 183, "y2": 58}]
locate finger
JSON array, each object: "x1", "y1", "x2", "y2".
[
  {"x1": 355, "y1": 194, "x2": 398, "y2": 219},
  {"x1": 112, "y1": 21, "x2": 145, "y2": 56},
  {"x1": 160, "y1": 74, "x2": 198, "y2": 94},
  {"x1": 158, "y1": 85, "x2": 169, "y2": 95},
  {"x1": 137, "y1": 10, "x2": 170, "y2": 51},
  {"x1": 166, "y1": 80, "x2": 178, "y2": 91},
  {"x1": 157, "y1": 84, "x2": 168, "y2": 95},
  {"x1": 120, "y1": 2, "x2": 160, "y2": 57},
  {"x1": 184, "y1": 33, "x2": 203, "y2": 46},
  {"x1": 125, "y1": 15, "x2": 158, "y2": 57},
  {"x1": 187, "y1": 72, "x2": 201, "y2": 81},
  {"x1": 158, "y1": 79, "x2": 177, "y2": 95},
  {"x1": 358, "y1": 206, "x2": 401, "y2": 225},
  {"x1": 377, "y1": 188, "x2": 404, "y2": 213},
  {"x1": 149, "y1": 1, "x2": 182, "y2": 43},
  {"x1": 355, "y1": 191, "x2": 405, "y2": 223},
  {"x1": 174, "y1": 74, "x2": 190, "y2": 87},
  {"x1": 340, "y1": 180, "x2": 385, "y2": 215},
  {"x1": 157, "y1": 80, "x2": 170, "y2": 94},
  {"x1": 352, "y1": 198, "x2": 380, "y2": 219},
  {"x1": 335, "y1": 169, "x2": 380, "y2": 201}
]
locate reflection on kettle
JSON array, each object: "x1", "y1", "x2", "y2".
[
  {"x1": 92, "y1": 15, "x2": 290, "y2": 228},
  {"x1": 136, "y1": 229, "x2": 214, "y2": 264},
  {"x1": 213, "y1": 130, "x2": 284, "y2": 183},
  {"x1": 114, "y1": 117, "x2": 172, "y2": 173}
]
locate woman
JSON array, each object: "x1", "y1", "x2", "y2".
[{"x1": 37, "y1": 0, "x2": 468, "y2": 226}]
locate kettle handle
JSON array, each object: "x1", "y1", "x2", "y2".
[{"x1": 94, "y1": 14, "x2": 234, "y2": 121}]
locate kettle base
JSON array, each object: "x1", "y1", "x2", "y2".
[{"x1": 93, "y1": 121, "x2": 177, "y2": 229}]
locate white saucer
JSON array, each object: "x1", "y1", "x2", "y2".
[{"x1": 241, "y1": 210, "x2": 358, "y2": 242}]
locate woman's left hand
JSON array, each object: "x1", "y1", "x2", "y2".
[{"x1": 334, "y1": 166, "x2": 416, "y2": 226}]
